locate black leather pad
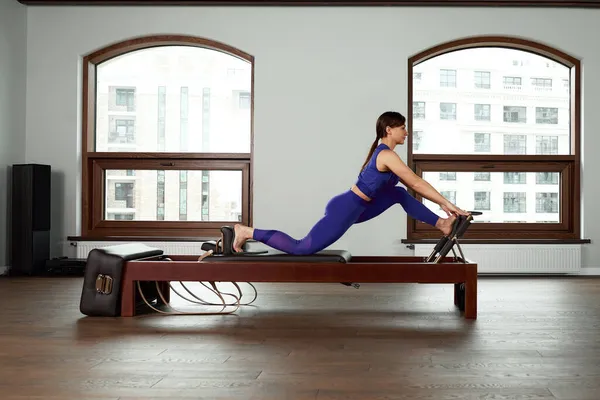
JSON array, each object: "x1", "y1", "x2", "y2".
[
  {"x1": 79, "y1": 243, "x2": 164, "y2": 317},
  {"x1": 203, "y1": 249, "x2": 352, "y2": 263}
]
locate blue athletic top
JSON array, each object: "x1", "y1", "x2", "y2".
[{"x1": 355, "y1": 143, "x2": 399, "y2": 199}]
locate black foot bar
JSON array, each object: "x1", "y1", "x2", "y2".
[{"x1": 425, "y1": 211, "x2": 482, "y2": 264}]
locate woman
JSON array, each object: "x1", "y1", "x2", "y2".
[{"x1": 233, "y1": 111, "x2": 469, "y2": 255}]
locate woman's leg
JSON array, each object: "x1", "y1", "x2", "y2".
[
  {"x1": 248, "y1": 191, "x2": 367, "y2": 255},
  {"x1": 356, "y1": 185, "x2": 441, "y2": 227}
]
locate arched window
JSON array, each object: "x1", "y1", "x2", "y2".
[
  {"x1": 406, "y1": 36, "x2": 581, "y2": 241},
  {"x1": 81, "y1": 35, "x2": 253, "y2": 238}
]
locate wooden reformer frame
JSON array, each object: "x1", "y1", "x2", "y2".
[
  {"x1": 120, "y1": 254, "x2": 477, "y2": 319},
  {"x1": 118, "y1": 213, "x2": 480, "y2": 319}
]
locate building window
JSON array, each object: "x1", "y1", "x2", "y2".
[
  {"x1": 179, "y1": 171, "x2": 188, "y2": 221},
  {"x1": 114, "y1": 182, "x2": 134, "y2": 202},
  {"x1": 109, "y1": 181, "x2": 135, "y2": 210},
  {"x1": 439, "y1": 172, "x2": 456, "y2": 181},
  {"x1": 113, "y1": 87, "x2": 136, "y2": 111},
  {"x1": 474, "y1": 192, "x2": 491, "y2": 210},
  {"x1": 536, "y1": 193, "x2": 559, "y2": 213},
  {"x1": 157, "y1": 86, "x2": 166, "y2": 151},
  {"x1": 474, "y1": 71, "x2": 490, "y2": 88},
  {"x1": 108, "y1": 213, "x2": 135, "y2": 221},
  {"x1": 179, "y1": 89, "x2": 189, "y2": 221},
  {"x1": 474, "y1": 172, "x2": 490, "y2": 181},
  {"x1": 531, "y1": 77, "x2": 552, "y2": 90},
  {"x1": 440, "y1": 103, "x2": 456, "y2": 120},
  {"x1": 474, "y1": 104, "x2": 491, "y2": 121},
  {"x1": 537, "y1": 172, "x2": 559, "y2": 185},
  {"x1": 504, "y1": 192, "x2": 527, "y2": 213},
  {"x1": 109, "y1": 118, "x2": 135, "y2": 144},
  {"x1": 441, "y1": 191, "x2": 456, "y2": 205},
  {"x1": 413, "y1": 130, "x2": 423, "y2": 151},
  {"x1": 536, "y1": 107, "x2": 558, "y2": 124},
  {"x1": 503, "y1": 106, "x2": 527, "y2": 123},
  {"x1": 157, "y1": 170, "x2": 165, "y2": 221},
  {"x1": 503, "y1": 76, "x2": 522, "y2": 89},
  {"x1": 180, "y1": 87, "x2": 189, "y2": 151},
  {"x1": 474, "y1": 133, "x2": 490, "y2": 152},
  {"x1": 536, "y1": 136, "x2": 558, "y2": 155},
  {"x1": 413, "y1": 102, "x2": 425, "y2": 119},
  {"x1": 82, "y1": 35, "x2": 254, "y2": 238},
  {"x1": 504, "y1": 172, "x2": 526, "y2": 184},
  {"x1": 408, "y1": 36, "x2": 581, "y2": 240},
  {"x1": 440, "y1": 69, "x2": 456, "y2": 87},
  {"x1": 504, "y1": 134, "x2": 527, "y2": 155},
  {"x1": 238, "y1": 91, "x2": 251, "y2": 109}
]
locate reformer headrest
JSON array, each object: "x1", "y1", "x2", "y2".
[{"x1": 94, "y1": 243, "x2": 164, "y2": 260}]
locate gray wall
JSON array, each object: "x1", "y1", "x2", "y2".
[
  {"x1": 0, "y1": 0, "x2": 27, "y2": 268},
  {"x1": 23, "y1": 6, "x2": 600, "y2": 268}
]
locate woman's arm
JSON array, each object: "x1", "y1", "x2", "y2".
[{"x1": 378, "y1": 150, "x2": 468, "y2": 215}]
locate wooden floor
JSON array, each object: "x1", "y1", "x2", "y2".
[{"x1": 1, "y1": 276, "x2": 600, "y2": 399}]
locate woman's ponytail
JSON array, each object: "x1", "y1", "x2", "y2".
[{"x1": 360, "y1": 138, "x2": 380, "y2": 172}]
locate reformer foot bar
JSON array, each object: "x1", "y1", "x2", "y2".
[{"x1": 80, "y1": 213, "x2": 480, "y2": 320}]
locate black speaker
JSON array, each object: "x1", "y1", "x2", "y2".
[{"x1": 11, "y1": 164, "x2": 51, "y2": 276}]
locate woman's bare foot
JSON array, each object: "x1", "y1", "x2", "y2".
[
  {"x1": 233, "y1": 224, "x2": 254, "y2": 253},
  {"x1": 435, "y1": 215, "x2": 457, "y2": 236}
]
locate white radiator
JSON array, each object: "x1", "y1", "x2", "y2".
[
  {"x1": 74, "y1": 241, "x2": 208, "y2": 259},
  {"x1": 413, "y1": 243, "x2": 582, "y2": 274}
]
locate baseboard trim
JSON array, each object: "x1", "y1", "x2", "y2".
[
  {"x1": 578, "y1": 267, "x2": 600, "y2": 276},
  {"x1": 0, "y1": 266, "x2": 10, "y2": 276}
]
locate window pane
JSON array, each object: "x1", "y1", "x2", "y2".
[
  {"x1": 412, "y1": 47, "x2": 570, "y2": 155},
  {"x1": 420, "y1": 171, "x2": 561, "y2": 223},
  {"x1": 95, "y1": 46, "x2": 251, "y2": 153},
  {"x1": 105, "y1": 169, "x2": 242, "y2": 222}
]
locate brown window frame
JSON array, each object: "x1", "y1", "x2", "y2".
[
  {"x1": 81, "y1": 35, "x2": 254, "y2": 239},
  {"x1": 406, "y1": 36, "x2": 581, "y2": 241}
]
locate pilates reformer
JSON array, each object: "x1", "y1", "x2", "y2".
[{"x1": 79, "y1": 212, "x2": 481, "y2": 320}]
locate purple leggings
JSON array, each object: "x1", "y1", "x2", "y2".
[{"x1": 252, "y1": 186, "x2": 440, "y2": 255}]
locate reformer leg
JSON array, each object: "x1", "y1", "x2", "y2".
[
  {"x1": 463, "y1": 266, "x2": 478, "y2": 319},
  {"x1": 454, "y1": 283, "x2": 465, "y2": 311}
]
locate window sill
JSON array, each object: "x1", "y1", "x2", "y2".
[
  {"x1": 67, "y1": 235, "x2": 218, "y2": 242},
  {"x1": 401, "y1": 238, "x2": 591, "y2": 245}
]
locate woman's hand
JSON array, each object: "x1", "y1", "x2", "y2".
[{"x1": 441, "y1": 202, "x2": 469, "y2": 217}]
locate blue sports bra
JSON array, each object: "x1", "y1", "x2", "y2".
[{"x1": 355, "y1": 143, "x2": 399, "y2": 199}]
